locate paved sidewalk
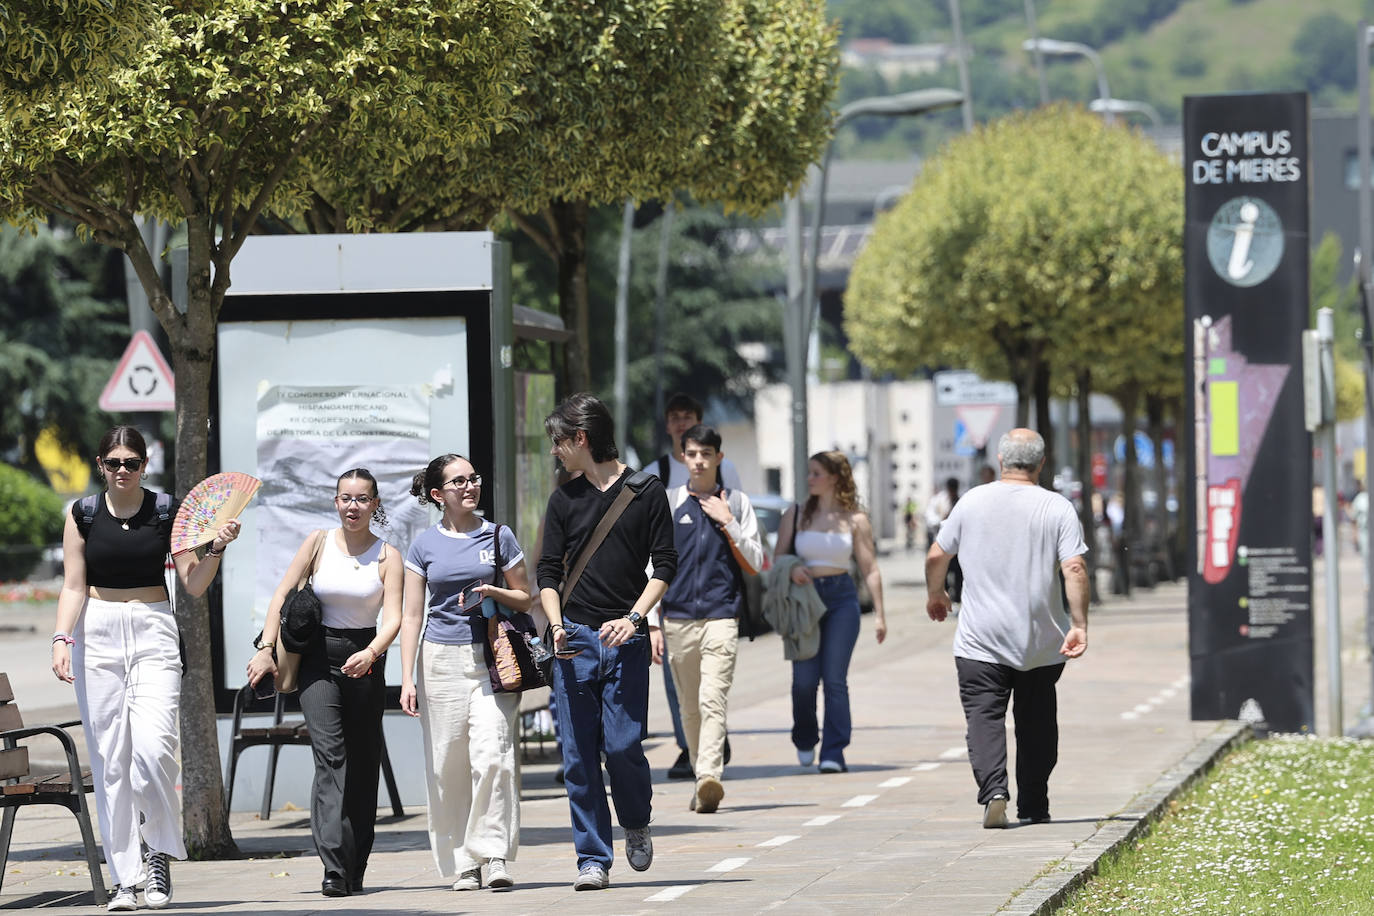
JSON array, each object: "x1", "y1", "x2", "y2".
[{"x1": 4, "y1": 543, "x2": 1357, "y2": 914}]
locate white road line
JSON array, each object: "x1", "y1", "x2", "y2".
[
  {"x1": 804, "y1": 815, "x2": 841, "y2": 827},
  {"x1": 842, "y1": 794, "x2": 878, "y2": 808},
  {"x1": 1173, "y1": 675, "x2": 1189, "y2": 689},
  {"x1": 911, "y1": 762, "x2": 940, "y2": 772},
  {"x1": 707, "y1": 858, "x2": 751, "y2": 873},
  {"x1": 1134, "y1": 703, "x2": 1153, "y2": 714},
  {"x1": 757, "y1": 835, "x2": 799, "y2": 847},
  {"x1": 878, "y1": 777, "x2": 912, "y2": 788},
  {"x1": 1121, "y1": 711, "x2": 1139, "y2": 720},
  {"x1": 1160, "y1": 687, "x2": 1177, "y2": 699},
  {"x1": 939, "y1": 747, "x2": 967, "y2": 760},
  {"x1": 646, "y1": 885, "x2": 697, "y2": 902}
]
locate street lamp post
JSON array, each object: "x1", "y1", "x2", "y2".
[
  {"x1": 1022, "y1": 37, "x2": 1112, "y2": 124},
  {"x1": 1089, "y1": 97, "x2": 1161, "y2": 129},
  {"x1": 1352, "y1": 21, "x2": 1374, "y2": 738},
  {"x1": 784, "y1": 88, "x2": 964, "y2": 506}
]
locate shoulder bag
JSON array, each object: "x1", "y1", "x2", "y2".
[
  {"x1": 483, "y1": 524, "x2": 549, "y2": 693},
  {"x1": 276, "y1": 530, "x2": 327, "y2": 693}
]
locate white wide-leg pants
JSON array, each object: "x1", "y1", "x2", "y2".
[
  {"x1": 73, "y1": 598, "x2": 186, "y2": 887},
  {"x1": 418, "y1": 641, "x2": 520, "y2": 877}
]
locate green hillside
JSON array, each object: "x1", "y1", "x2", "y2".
[{"x1": 830, "y1": 0, "x2": 1372, "y2": 156}]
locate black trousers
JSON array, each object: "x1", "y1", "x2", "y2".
[
  {"x1": 298, "y1": 627, "x2": 385, "y2": 882},
  {"x1": 955, "y1": 657, "x2": 1064, "y2": 819}
]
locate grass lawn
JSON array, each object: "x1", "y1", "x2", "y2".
[{"x1": 1058, "y1": 736, "x2": 1374, "y2": 916}]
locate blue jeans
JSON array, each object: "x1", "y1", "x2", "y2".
[
  {"x1": 790, "y1": 574, "x2": 861, "y2": 767},
  {"x1": 552, "y1": 621, "x2": 653, "y2": 871},
  {"x1": 662, "y1": 657, "x2": 688, "y2": 750}
]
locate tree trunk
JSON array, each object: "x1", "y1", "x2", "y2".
[
  {"x1": 1076, "y1": 368, "x2": 1101, "y2": 603},
  {"x1": 548, "y1": 199, "x2": 592, "y2": 396},
  {"x1": 1034, "y1": 359, "x2": 1054, "y2": 489}
]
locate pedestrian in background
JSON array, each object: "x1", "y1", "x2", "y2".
[
  {"x1": 653, "y1": 425, "x2": 763, "y2": 814},
  {"x1": 51, "y1": 425, "x2": 240, "y2": 912},
  {"x1": 774, "y1": 450, "x2": 886, "y2": 773},
  {"x1": 926, "y1": 476, "x2": 963, "y2": 606},
  {"x1": 538, "y1": 393, "x2": 677, "y2": 891},
  {"x1": 925, "y1": 429, "x2": 1088, "y2": 829},
  {"x1": 645, "y1": 392, "x2": 740, "y2": 780},
  {"x1": 399, "y1": 453, "x2": 530, "y2": 892},
  {"x1": 247, "y1": 468, "x2": 403, "y2": 897}
]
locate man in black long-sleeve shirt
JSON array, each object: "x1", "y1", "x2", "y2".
[{"x1": 537, "y1": 394, "x2": 677, "y2": 891}]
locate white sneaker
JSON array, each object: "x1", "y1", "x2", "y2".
[
  {"x1": 451, "y1": 866, "x2": 482, "y2": 891},
  {"x1": 625, "y1": 825, "x2": 653, "y2": 871},
  {"x1": 573, "y1": 863, "x2": 609, "y2": 891},
  {"x1": 983, "y1": 794, "x2": 1009, "y2": 829},
  {"x1": 106, "y1": 886, "x2": 138, "y2": 912},
  {"x1": 486, "y1": 857, "x2": 514, "y2": 889},
  {"x1": 797, "y1": 747, "x2": 815, "y2": 767},
  {"x1": 144, "y1": 850, "x2": 172, "y2": 908}
]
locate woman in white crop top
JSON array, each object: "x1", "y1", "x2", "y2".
[
  {"x1": 247, "y1": 468, "x2": 402, "y2": 898},
  {"x1": 774, "y1": 450, "x2": 886, "y2": 773}
]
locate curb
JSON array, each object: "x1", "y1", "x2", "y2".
[{"x1": 999, "y1": 718, "x2": 1253, "y2": 915}]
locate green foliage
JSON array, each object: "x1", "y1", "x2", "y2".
[
  {"x1": 0, "y1": 224, "x2": 127, "y2": 472},
  {"x1": 1291, "y1": 12, "x2": 1357, "y2": 94},
  {"x1": 0, "y1": 463, "x2": 64, "y2": 581},
  {"x1": 0, "y1": 0, "x2": 154, "y2": 93},
  {"x1": 1310, "y1": 233, "x2": 1365, "y2": 422},
  {"x1": 844, "y1": 106, "x2": 1182, "y2": 405}
]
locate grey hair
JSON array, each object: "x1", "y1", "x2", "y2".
[{"x1": 997, "y1": 431, "x2": 1045, "y2": 471}]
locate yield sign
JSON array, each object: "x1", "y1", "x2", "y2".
[
  {"x1": 954, "y1": 404, "x2": 1002, "y2": 449},
  {"x1": 99, "y1": 330, "x2": 176, "y2": 412}
]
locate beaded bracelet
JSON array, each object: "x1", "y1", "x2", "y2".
[{"x1": 52, "y1": 633, "x2": 75, "y2": 646}]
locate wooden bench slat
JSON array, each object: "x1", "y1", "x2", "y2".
[
  {"x1": 0, "y1": 703, "x2": 22, "y2": 731},
  {"x1": 0, "y1": 746, "x2": 29, "y2": 780}
]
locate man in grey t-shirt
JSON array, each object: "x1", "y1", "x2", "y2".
[{"x1": 925, "y1": 428, "x2": 1089, "y2": 830}]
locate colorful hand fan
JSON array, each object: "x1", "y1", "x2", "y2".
[{"x1": 170, "y1": 472, "x2": 262, "y2": 555}]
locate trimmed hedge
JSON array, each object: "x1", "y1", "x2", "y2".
[{"x1": 0, "y1": 463, "x2": 64, "y2": 582}]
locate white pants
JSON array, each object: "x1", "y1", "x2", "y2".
[
  {"x1": 418, "y1": 641, "x2": 520, "y2": 876},
  {"x1": 72, "y1": 598, "x2": 186, "y2": 887}
]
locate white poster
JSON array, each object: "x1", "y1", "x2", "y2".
[{"x1": 253, "y1": 385, "x2": 431, "y2": 654}]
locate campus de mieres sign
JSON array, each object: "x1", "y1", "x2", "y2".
[{"x1": 1183, "y1": 92, "x2": 1314, "y2": 734}]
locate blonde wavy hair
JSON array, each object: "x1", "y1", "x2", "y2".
[{"x1": 801, "y1": 450, "x2": 861, "y2": 527}]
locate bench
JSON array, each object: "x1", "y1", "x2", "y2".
[
  {"x1": 0, "y1": 672, "x2": 107, "y2": 906},
  {"x1": 223, "y1": 685, "x2": 404, "y2": 820}
]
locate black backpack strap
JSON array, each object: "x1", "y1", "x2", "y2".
[
  {"x1": 657, "y1": 454, "x2": 670, "y2": 484},
  {"x1": 154, "y1": 491, "x2": 173, "y2": 522},
  {"x1": 76, "y1": 494, "x2": 100, "y2": 539},
  {"x1": 716, "y1": 464, "x2": 724, "y2": 487},
  {"x1": 493, "y1": 522, "x2": 503, "y2": 587},
  {"x1": 625, "y1": 469, "x2": 655, "y2": 492}
]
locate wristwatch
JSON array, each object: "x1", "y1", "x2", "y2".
[{"x1": 625, "y1": 611, "x2": 643, "y2": 626}]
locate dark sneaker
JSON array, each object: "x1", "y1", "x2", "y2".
[
  {"x1": 723, "y1": 736, "x2": 732, "y2": 765},
  {"x1": 574, "y1": 863, "x2": 609, "y2": 891},
  {"x1": 667, "y1": 749, "x2": 694, "y2": 780},
  {"x1": 983, "y1": 794, "x2": 1009, "y2": 829},
  {"x1": 451, "y1": 866, "x2": 482, "y2": 891},
  {"x1": 625, "y1": 826, "x2": 653, "y2": 871},
  {"x1": 144, "y1": 850, "x2": 172, "y2": 909},
  {"x1": 1018, "y1": 813, "x2": 1052, "y2": 825},
  {"x1": 695, "y1": 776, "x2": 724, "y2": 814}
]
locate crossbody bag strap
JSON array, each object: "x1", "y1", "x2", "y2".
[
  {"x1": 301, "y1": 529, "x2": 327, "y2": 589},
  {"x1": 560, "y1": 479, "x2": 640, "y2": 604}
]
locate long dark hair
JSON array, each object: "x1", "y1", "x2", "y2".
[
  {"x1": 410, "y1": 454, "x2": 470, "y2": 508},
  {"x1": 545, "y1": 392, "x2": 619, "y2": 462},
  {"x1": 337, "y1": 467, "x2": 388, "y2": 527}
]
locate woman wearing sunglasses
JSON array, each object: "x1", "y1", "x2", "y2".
[
  {"x1": 50, "y1": 426, "x2": 240, "y2": 912},
  {"x1": 399, "y1": 454, "x2": 530, "y2": 892},
  {"x1": 246, "y1": 468, "x2": 403, "y2": 898}
]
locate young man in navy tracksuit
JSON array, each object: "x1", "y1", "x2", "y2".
[{"x1": 652, "y1": 425, "x2": 763, "y2": 814}]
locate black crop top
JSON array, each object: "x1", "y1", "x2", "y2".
[{"x1": 76, "y1": 490, "x2": 180, "y2": 589}]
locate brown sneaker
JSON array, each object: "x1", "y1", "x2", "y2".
[{"x1": 695, "y1": 775, "x2": 724, "y2": 814}]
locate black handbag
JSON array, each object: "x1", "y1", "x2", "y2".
[{"x1": 280, "y1": 531, "x2": 326, "y2": 654}]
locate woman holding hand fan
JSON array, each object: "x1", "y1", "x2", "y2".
[
  {"x1": 399, "y1": 454, "x2": 530, "y2": 892},
  {"x1": 246, "y1": 468, "x2": 403, "y2": 898},
  {"x1": 50, "y1": 426, "x2": 241, "y2": 912}
]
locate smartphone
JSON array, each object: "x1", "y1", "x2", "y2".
[{"x1": 455, "y1": 578, "x2": 485, "y2": 612}]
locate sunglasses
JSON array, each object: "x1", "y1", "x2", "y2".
[{"x1": 101, "y1": 458, "x2": 143, "y2": 472}]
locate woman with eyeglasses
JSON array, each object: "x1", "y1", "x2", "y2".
[
  {"x1": 50, "y1": 426, "x2": 240, "y2": 912},
  {"x1": 246, "y1": 468, "x2": 403, "y2": 898},
  {"x1": 399, "y1": 454, "x2": 530, "y2": 892}
]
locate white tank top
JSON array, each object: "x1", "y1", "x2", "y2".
[
  {"x1": 312, "y1": 530, "x2": 386, "y2": 629},
  {"x1": 794, "y1": 529, "x2": 853, "y2": 569}
]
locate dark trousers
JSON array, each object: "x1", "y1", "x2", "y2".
[
  {"x1": 298, "y1": 627, "x2": 385, "y2": 882},
  {"x1": 955, "y1": 657, "x2": 1064, "y2": 819}
]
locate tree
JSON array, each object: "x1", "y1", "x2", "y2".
[
  {"x1": 0, "y1": 224, "x2": 128, "y2": 473},
  {"x1": 0, "y1": 0, "x2": 533, "y2": 857},
  {"x1": 0, "y1": 0, "x2": 154, "y2": 92},
  {"x1": 845, "y1": 104, "x2": 1182, "y2": 520}
]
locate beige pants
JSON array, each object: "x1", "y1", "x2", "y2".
[
  {"x1": 418, "y1": 641, "x2": 520, "y2": 876},
  {"x1": 664, "y1": 618, "x2": 738, "y2": 782}
]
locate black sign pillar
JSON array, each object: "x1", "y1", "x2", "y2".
[{"x1": 1184, "y1": 92, "x2": 1313, "y2": 733}]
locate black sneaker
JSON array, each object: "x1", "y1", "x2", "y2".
[
  {"x1": 723, "y1": 736, "x2": 732, "y2": 765},
  {"x1": 667, "y1": 749, "x2": 694, "y2": 780},
  {"x1": 143, "y1": 850, "x2": 172, "y2": 909}
]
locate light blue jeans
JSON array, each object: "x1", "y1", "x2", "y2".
[{"x1": 790, "y1": 574, "x2": 861, "y2": 767}]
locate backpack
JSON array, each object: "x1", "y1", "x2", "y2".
[{"x1": 76, "y1": 491, "x2": 174, "y2": 538}]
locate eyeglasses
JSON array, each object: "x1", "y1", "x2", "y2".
[
  {"x1": 442, "y1": 474, "x2": 482, "y2": 490},
  {"x1": 335, "y1": 494, "x2": 376, "y2": 507},
  {"x1": 101, "y1": 458, "x2": 143, "y2": 472}
]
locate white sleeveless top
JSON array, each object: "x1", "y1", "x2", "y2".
[
  {"x1": 794, "y1": 529, "x2": 853, "y2": 569},
  {"x1": 311, "y1": 530, "x2": 386, "y2": 629}
]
